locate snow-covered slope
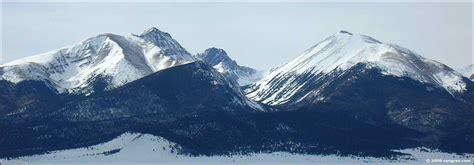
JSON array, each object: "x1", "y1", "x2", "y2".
[
  {"x1": 246, "y1": 31, "x2": 468, "y2": 105},
  {"x1": 3, "y1": 132, "x2": 472, "y2": 164},
  {"x1": 458, "y1": 64, "x2": 474, "y2": 81},
  {"x1": 196, "y1": 47, "x2": 263, "y2": 86},
  {"x1": 0, "y1": 27, "x2": 195, "y2": 94}
]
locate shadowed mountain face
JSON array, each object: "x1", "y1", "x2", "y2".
[
  {"x1": 52, "y1": 61, "x2": 262, "y2": 122},
  {"x1": 287, "y1": 64, "x2": 474, "y2": 153},
  {"x1": 0, "y1": 80, "x2": 62, "y2": 117}
]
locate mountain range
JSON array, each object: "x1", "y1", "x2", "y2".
[{"x1": 0, "y1": 27, "x2": 473, "y2": 160}]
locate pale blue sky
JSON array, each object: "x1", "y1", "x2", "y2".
[{"x1": 1, "y1": 2, "x2": 472, "y2": 70}]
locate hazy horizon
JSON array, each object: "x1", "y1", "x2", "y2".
[{"x1": 1, "y1": 2, "x2": 473, "y2": 70}]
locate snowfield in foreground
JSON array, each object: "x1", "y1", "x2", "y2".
[{"x1": 2, "y1": 133, "x2": 472, "y2": 165}]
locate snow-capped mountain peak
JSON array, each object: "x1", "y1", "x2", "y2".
[
  {"x1": 271, "y1": 30, "x2": 384, "y2": 75},
  {"x1": 1, "y1": 28, "x2": 196, "y2": 94},
  {"x1": 197, "y1": 47, "x2": 237, "y2": 66},
  {"x1": 196, "y1": 47, "x2": 263, "y2": 86},
  {"x1": 140, "y1": 27, "x2": 167, "y2": 35},
  {"x1": 247, "y1": 30, "x2": 468, "y2": 105},
  {"x1": 135, "y1": 27, "x2": 194, "y2": 61}
]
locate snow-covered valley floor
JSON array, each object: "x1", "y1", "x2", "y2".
[{"x1": 2, "y1": 132, "x2": 472, "y2": 165}]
